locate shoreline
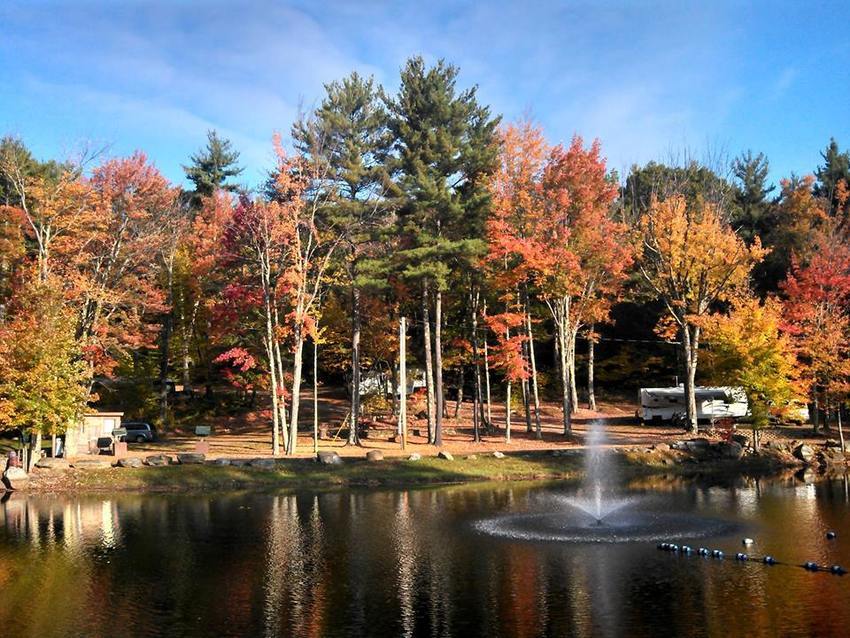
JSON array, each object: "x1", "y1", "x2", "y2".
[{"x1": 4, "y1": 445, "x2": 821, "y2": 494}]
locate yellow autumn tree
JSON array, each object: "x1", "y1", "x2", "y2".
[
  {"x1": 703, "y1": 295, "x2": 803, "y2": 448},
  {"x1": 637, "y1": 195, "x2": 766, "y2": 432}
]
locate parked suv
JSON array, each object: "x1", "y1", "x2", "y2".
[{"x1": 118, "y1": 422, "x2": 157, "y2": 443}]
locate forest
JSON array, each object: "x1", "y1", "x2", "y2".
[{"x1": 2, "y1": 56, "x2": 849, "y2": 456}]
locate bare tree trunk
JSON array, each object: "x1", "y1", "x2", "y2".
[
  {"x1": 525, "y1": 300, "x2": 542, "y2": 439},
  {"x1": 454, "y1": 367, "x2": 464, "y2": 419},
  {"x1": 422, "y1": 281, "x2": 436, "y2": 443},
  {"x1": 483, "y1": 302, "x2": 493, "y2": 430},
  {"x1": 812, "y1": 390, "x2": 820, "y2": 433},
  {"x1": 521, "y1": 346, "x2": 532, "y2": 433},
  {"x1": 568, "y1": 332, "x2": 579, "y2": 412},
  {"x1": 505, "y1": 327, "x2": 512, "y2": 444},
  {"x1": 551, "y1": 298, "x2": 572, "y2": 435},
  {"x1": 349, "y1": 284, "x2": 361, "y2": 446},
  {"x1": 313, "y1": 337, "x2": 319, "y2": 455},
  {"x1": 587, "y1": 326, "x2": 597, "y2": 411},
  {"x1": 471, "y1": 289, "x2": 483, "y2": 443},
  {"x1": 434, "y1": 288, "x2": 444, "y2": 446},
  {"x1": 159, "y1": 261, "x2": 174, "y2": 431},
  {"x1": 264, "y1": 280, "x2": 282, "y2": 456},
  {"x1": 288, "y1": 332, "x2": 305, "y2": 455},
  {"x1": 682, "y1": 323, "x2": 700, "y2": 434}
]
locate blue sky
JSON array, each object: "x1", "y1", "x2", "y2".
[{"x1": 1, "y1": 0, "x2": 848, "y2": 190}]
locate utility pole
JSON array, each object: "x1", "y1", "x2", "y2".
[{"x1": 399, "y1": 317, "x2": 407, "y2": 451}]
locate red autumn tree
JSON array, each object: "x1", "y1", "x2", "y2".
[{"x1": 781, "y1": 229, "x2": 850, "y2": 434}]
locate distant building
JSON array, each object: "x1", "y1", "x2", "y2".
[{"x1": 64, "y1": 412, "x2": 124, "y2": 456}]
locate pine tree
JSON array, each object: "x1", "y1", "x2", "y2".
[
  {"x1": 814, "y1": 138, "x2": 850, "y2": 216},
  {"x1": 183, "y1": 130, "x2": 243, "y2": 207},
  {"x1": 385, "y1": 56, "x2": 499, "y2": 446},
  {"x1": 293, "y1": 72, "x2": 391, "y2": 446},
  {"x1": 732, "y1": 150, "x2": 775, "y2": 245}
]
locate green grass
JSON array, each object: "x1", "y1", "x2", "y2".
[{"x1": 23, "y1": 448, "x2": 800, "y2": 493}]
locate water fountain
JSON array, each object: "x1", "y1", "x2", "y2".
[{"x1": 474, "y1": 420, "x2": 739, "y2": 543}]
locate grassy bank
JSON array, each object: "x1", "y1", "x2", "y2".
[{"x1": 18, "y1": 448, "x2": 802, "y2": 493}]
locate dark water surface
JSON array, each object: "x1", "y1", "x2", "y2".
[{"x1": 1, "y1": 474, "x2": 849, "y2": 637}]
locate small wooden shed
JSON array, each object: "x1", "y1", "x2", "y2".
[{"x1": 65, "y1": 412, "x2": 124, "y2": 456}]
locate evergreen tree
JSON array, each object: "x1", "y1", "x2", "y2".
[
  {"x1": 385, "y1": 56, "x2": 499, "y2": 445},
  {"x1": 292, "y1": 72, "x2": 392, "y2": 446},
  {"x1": 814, "y1": 138, "x2": 850, "y2": 216},
  {"x1": 183, "y1": 130, "x2": 243, "y2": 207},
  {"x1": 731, "y1": 150, "x2": 775, "y2": 245}
]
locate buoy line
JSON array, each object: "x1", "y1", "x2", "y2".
[{"x1": 656, "y1": 542, "x2": 847, "y2": 575}]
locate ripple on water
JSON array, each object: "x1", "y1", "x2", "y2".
[{"x1": 473, "y1": 510, "x2": 741, "y2": 544}]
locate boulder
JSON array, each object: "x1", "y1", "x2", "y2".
[
  {"x1": 653, "y1": 443, "x2": 671, "y2": 452},
  {"x1": 144, "y1": 454, "x2": 171, "y2": 466},
  {"x1": 229, "y1": 458, "x2": 251, "y2": 467},
  {"x1": 684, "y1": 438, "x2": 711, "y2": 452},
  {"x1": 492, "y1": 451, "x2": 505, "y2": 459},
  {"x1": 2, "y1": 466, "x2": 30, "y2": 490},
  {"x1": 317, "y1": 451, "x2": 342, "y2": 466},
  {"x1": 793, "y1": 444, "x2": 815, "y2": 463},
  {"x1": 466, "y1": 454, "x2": 478, "y2": 460},
  {"x1": 366, "y1": 450, "x2": 384, "y2": 462},
  {"x1": 176, "y1": 453, "x2": 205, "y2": 465},
  {"x1": 249, "y1": 458, "x2": 277, "y2": 470},
  {"x1": 71, "y1": 457, "x2": 113, "y2": 470},
  {"x1": 731, "y1": 434, "x2": 749, "y2": 447},
  {"x1": 716, "y1": 441, "x2": 744, "y2": 460},
  {"x1": 35, "y1": 457, "x2": 70, "y2": 470},
  {"x1": 117, "y1": 457, "x2": 144, "y2": 469},
  {"x1": 823, "y1": 449, "x2": 846, "y2": 465},
  {"x1": 437, "y1": 451, "x2": 454, "y2": 461},
  {"x1": 209, "y1": 458, "x2": 232, "y2": 466},
  {"x1": 407, "y1": 453, "x2": 422, "y2": 461}
]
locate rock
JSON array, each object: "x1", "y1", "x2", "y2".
[
  {"x1": 684, "y1": 438, "x2": 711, "y2": 452},
  {"x1": 366, "y1": 450, "x2": 384, "y2": 462},
  {"x1": 407, "y1": 453, "x2": 422, "y2": 461},
  {"x1": 466, "y1": 454, "x2": 478, "y2": 460},
  {"x1": 35, "y1": 457, "x2": 69, "y2": 470},
  {"x1": 71, "y1": 458, "x2": 114, "y2": 469},
  {"x1": 249, "y1": 458, "x2": 277, "y2": 470},
  {"x1": 177, "y1": 453, "x2": 205, "y2": 465},
  {"x1": 793, "y1": 444, "x2": 815, "y2": 463},
  {"x1": 317, "y1": 451, "x2": 342, "y2": 465},
  {"x1": 731, "y1": 434, "x2": 749, "y2": 447},
  {"x1": 117, "y1": 457, "x2": 144, "y2": 469},
  {"x1": 209, "y1": 458, "x2": 232, "y2": 466},
  {"x1": 2, "y1": 466, "x2": 30, "y2": 489},
  {"x1": 654, "y1": 443, "x2": 671, "y2": 452},
  {"x1": 437, "y1": 451, "x2": 454, "y2": 461},
  {"x1": 144, "y1": 454, "x2": 171, "y2": 466},
  {"x1": 823, "y1": 449, "x2": 846, "y2": 465},
  {"x1": 492, "y1": 451, "x2": 505, "y2": 459},
  {"x1": 230, "y1": 458, "x2": 251, "y2": 467},
  {"x1": 825, "y1": 439, "x2": 841, "y2": 448},
  {"x1": 716, "y1": 441, "x2": 744, "y2": 460}
]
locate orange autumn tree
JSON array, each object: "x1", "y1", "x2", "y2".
[
  {"x1": 486, "y1": 121, "x2": 549, "y2": 439},
  {"x1": 62, "y1": 153, "x2": 177, "y2": 376},
  {"x1": 637, "y1": 195, "x2": 766, "y2": 433},
  {"x1": 539, "y1": 137, "x2": 630, "y2": 427}
]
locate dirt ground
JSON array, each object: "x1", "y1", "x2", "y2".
[{"x1": 119, "y1": 386, "x2": 833, "y2": 460}]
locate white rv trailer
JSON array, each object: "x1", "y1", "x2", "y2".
[{"x1": 639, "y1": 385, "x2": 749, "y2": 423}]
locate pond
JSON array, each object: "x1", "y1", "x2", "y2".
[{"x1": 1, "y1": 474, "x2": 849, "y2": 637}]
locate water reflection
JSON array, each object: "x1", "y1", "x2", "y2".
[{"x1": 1, "y1": 474, "x2": 849, "y2": 637}]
